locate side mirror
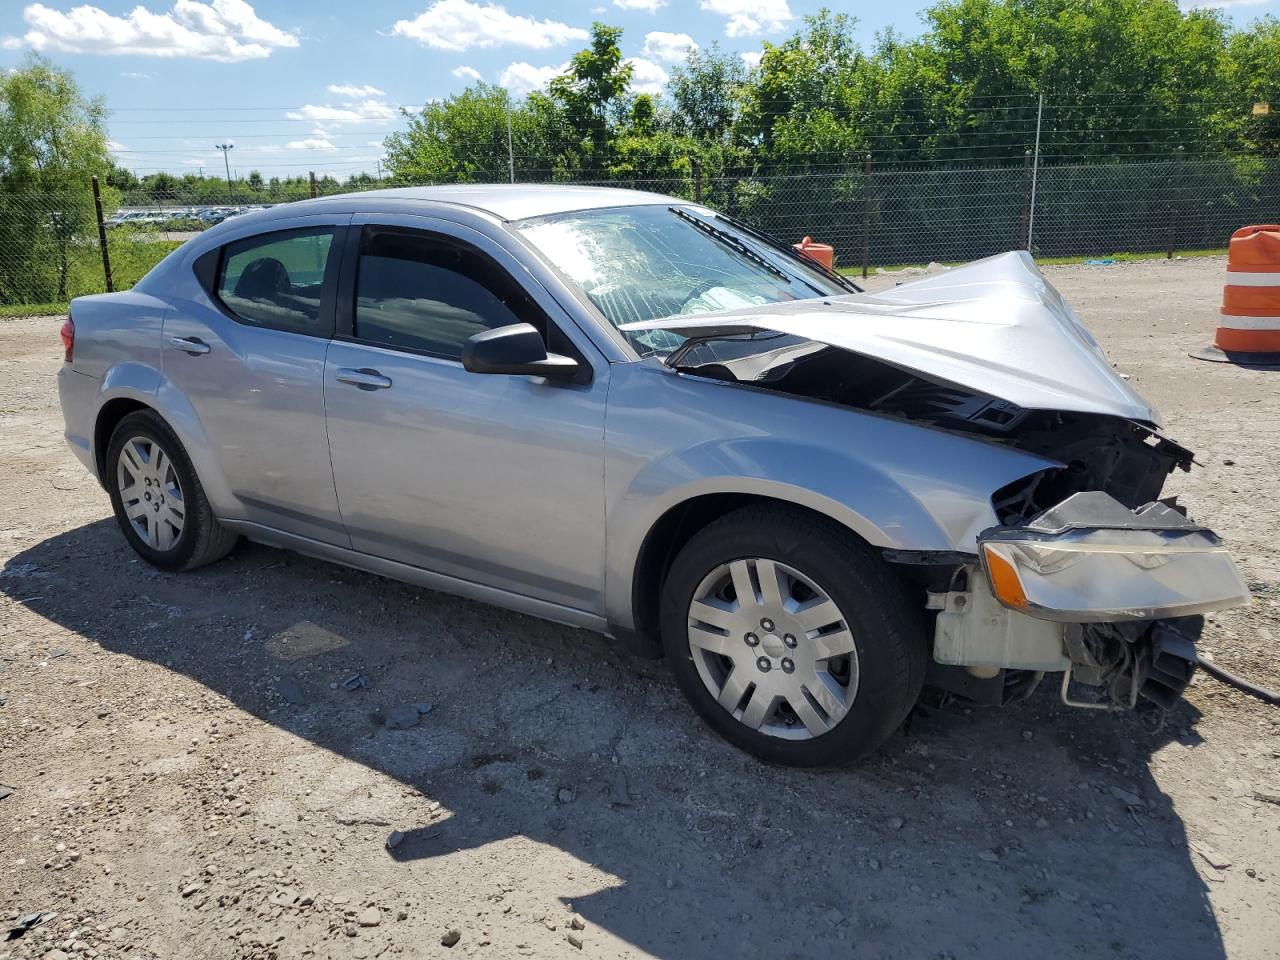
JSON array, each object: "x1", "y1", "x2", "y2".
[{"x1": 461, "y1": 323, "x2": 581, "y2": 380}]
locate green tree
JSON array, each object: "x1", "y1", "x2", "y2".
[
  {"x1": 667, "y1": 44, "x2": 747, "y2": 141},
  {"x1": 0, "y1": 56, "x2": 112, "y2": 303},
  {"x1": 549, "y1": 22, "x2": 633, "y2": 171}
]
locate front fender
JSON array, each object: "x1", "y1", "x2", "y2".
[{"x1": 602, "y1": 362, "x2": 1058, "y2": 632}]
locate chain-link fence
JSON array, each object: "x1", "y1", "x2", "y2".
[{"x1": 3, "y1": 155, "x2": 1279, "y2": 309}]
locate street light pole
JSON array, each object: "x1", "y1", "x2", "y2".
[{"x1": 215, "y1": 142, "x2": 234, "y2": 200}]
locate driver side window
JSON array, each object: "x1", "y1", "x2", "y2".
[{"x1": 216, "y1": 228, "x2": 335, "y2": 335}]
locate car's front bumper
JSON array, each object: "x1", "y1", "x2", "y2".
[{"x1": 928, "y1": 492, "x2": 1250, "y2": 710}]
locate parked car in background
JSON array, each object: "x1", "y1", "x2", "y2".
[{"x1": 56, "y1": 185, "x2": 1250, "y2": 765}]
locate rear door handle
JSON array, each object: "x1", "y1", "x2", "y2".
[
  {"x1": 169, "y1": 336, "x2": 210, "y2": 356},
  {"x1": 335, "y1": 367, "x2": 392, "y2": 390}
]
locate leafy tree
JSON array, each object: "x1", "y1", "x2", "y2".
[
  {"x1": 667, "y1": 44, "x2": 747, "y2": 141},
  {"x1": 0, "y1": 56, "x2": 112, "y2": 302},
  {"x1": 549, "y1": 22, "x2": 633, "y2": 171}
]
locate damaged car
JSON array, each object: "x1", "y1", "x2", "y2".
[{"x1": 57, "y1": 185, "x2": 1250, "y2": 766}]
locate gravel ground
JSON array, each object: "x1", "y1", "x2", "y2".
[{"x1": 1, "y1": 255, "x2": 1278, "y2": 960}]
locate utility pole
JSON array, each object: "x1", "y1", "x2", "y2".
[
  {"x1": 215, "y1": 142, "x2": 234, "y2": 200},
  {"x1": 1025, "y1": 93, "x2": 1044, "y2": 252}
]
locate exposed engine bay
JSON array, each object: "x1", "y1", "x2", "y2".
[{"x1": 672, "y1": 333, "x2": 1194, "y2": 523}]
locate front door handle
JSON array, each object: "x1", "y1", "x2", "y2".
[
  {"x1": 169, "y1": 336, "x2": 210, "y2": 356},
  {"x1": 335, "y1": 367, "x2": 392, "y2": 390}
]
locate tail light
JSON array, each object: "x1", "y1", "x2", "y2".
[{"x1": 60, "y1": 316, "x2": 74, "y2": 362}]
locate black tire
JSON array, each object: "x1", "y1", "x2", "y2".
[
  {"x1": 105, "y1": 409, "x2": 238, "y2": 572},
  {"x1": 660, "y1": 504, "x2": 927, "y2": 767}
]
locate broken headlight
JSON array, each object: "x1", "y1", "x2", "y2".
[{"x1": 979, "y1": 492, "x2": 1251, "y2": 623}]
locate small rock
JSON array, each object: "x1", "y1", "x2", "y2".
[
  {"x1": 868, "y1": 858, "x2": 881, "y2": 872},
  {"x1": 415, "y1": 702, "x2": 433, "y2": 715},
  {"x1": 1223, "y1": 459, "x2": 1235, "y2": 466},
  {"x1": 1109, "y1": 787, "x2": 1144, "y2": 807},
  {"x1": 978, "y1": 850, "x2": 1000, "y2": 863},
  {"x1": 823, "y1": 908, "x2": 845, "y2": 927},
  {"x1": 342, "y1": 674, "x2": 371, "y2": 691},
  {"x1": 46, "y1": 952, "x2": 70, "y2": 960},
  {"x1": 887, "y1": 816, "x2": 904, "y2": 831},
  {"x1": 1192, "y1": 841, "x2": 1231, "y2": 871},
  {"x1": 1035, "y1": 818, "x2": 1049, "y2": 829},
  {"x1": 441, "y1": 929, "x2": 461, "y2": 948},
  {"x1": 386, "y1": 830, "x2": 405, "y2": 850},
  {"x1": 381, "y1": 705, "x2": 420, "y2": 730},
  {"x1": 567, "y1": 932, "x2": 583, "y2": 949},
  {"x1": 570, "y1": 916, "x2": 585, "y2": 931},
  {"x1": 358, "y1": 907, "x2": 381, "y2": 927},
  {"x1": 557, "y1": 788, "x2": 575, "y2": 804},
  {"x1": 180, "y1": 882, "x2": 204, "y2": 898}
]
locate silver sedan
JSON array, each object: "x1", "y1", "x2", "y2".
[{"x1": 57, "y1": 185, "x2": 1249, "y2": 765}]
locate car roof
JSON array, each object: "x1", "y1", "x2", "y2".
[{"x1": 298, "y1": 184, "x2": 682, "y2": 222}]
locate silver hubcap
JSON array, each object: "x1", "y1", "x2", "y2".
[
  {"x1": 117, "y1": 437, "x2": 185, "y2": 551},
  {"x1": 687, "y1": 558, "x2": 858, "y2": 741}
]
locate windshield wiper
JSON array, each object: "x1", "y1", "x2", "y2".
[
  {"x1": 668, "y1": 207, "x2": 791, "y2": 284},
  {"x1": 712, "y1": 211, "x2": 863, "y2": 294}
]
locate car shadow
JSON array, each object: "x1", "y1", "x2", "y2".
[{"x1": 3, "y1": 519, "x2": 1225, "y2": 960}]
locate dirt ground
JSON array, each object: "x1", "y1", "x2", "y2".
[{"x1": 1, "y1": 255, "x2": 1278, "y2": 960}]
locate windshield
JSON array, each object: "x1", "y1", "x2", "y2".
[{"x1": 513, "y1": 204, "x2": 848, "y2": 356}]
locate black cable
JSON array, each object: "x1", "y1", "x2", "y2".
[{"x1": 1199, "y1": 659, "x2": 1280, "y2": 706}]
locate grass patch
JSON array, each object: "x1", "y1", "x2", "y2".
[
  {"x1": 841, "y1": 247, "x2": 1228, "y2": 276},
  {"x1": 0, "y1": 302, "x2": 68, "y2": 318}
]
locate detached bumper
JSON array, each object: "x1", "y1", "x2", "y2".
[
  {"x1": 977, "y1": 492, "x2": 1250, "y2": 623},
  {"x1": 928, "y1": 492, "x2": 1249, "y2": 711}
]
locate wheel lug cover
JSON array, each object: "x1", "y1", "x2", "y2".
[
  {"x1": 781, "y1": 658, "x2": 795, "y2": 673},
  {"x1": 756, "y1": 657, "x2": 771, "y2": 672},
  {"x1": 744, "y1": 633, "x2": 759, "y2": 646},
  {"x1": 761, "y1": 618, "x2": 774, "y2": 631},
  {"x1": 784, "y1": 634, "x2": 797, "y2": 648}
]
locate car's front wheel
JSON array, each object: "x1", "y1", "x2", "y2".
[
  {"x1": 660, "y1": 505, "x2": 927, "y2": 766},
  {"x1": 106, "y1": 410, "x2": 238, "y2": 571}
]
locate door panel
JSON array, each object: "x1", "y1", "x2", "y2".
[
  {"x1": 323, "y1": 216, "x2": 608, "y2": 612},
  {"x1": 162, "y1": 218, "x2": 350, "y2": 545}
]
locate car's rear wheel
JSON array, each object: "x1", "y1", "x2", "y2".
[
  {"x1": 660, "y1": 505, "x2": 927, "y2": 766},
  {"x1": 106, "y1": 410, "x2": 238, "y2": 571}
]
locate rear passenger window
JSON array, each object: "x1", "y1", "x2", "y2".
[
  {"x1": 217, "y1": 229, "x2": 335, "y2": 335},
  {"x1": 354, "y1": 228, "x2": 542, "y2": 359}
]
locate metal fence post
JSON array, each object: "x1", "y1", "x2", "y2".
[
  {"x1": 309, "y1": 171, "x2": 317, "y2": 199},
  {"x1": 861, "y1": 152, "x2": 872, "y2": 279},
  {"x1": 1019, "y1": 149, "x2": 1033, "y2": 249},
  {"x1": 1167, "y1": 145, "x2": 1185, "y2": 259},
  {"x1": 91, "y1": 175, "x2": 114, "y2": 294},
  {"x1": 693, "y1": 157, "x2": 703, "y2": 204}
]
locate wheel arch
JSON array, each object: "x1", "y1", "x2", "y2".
[
  {"x1": 624, "y1": 492, "x2": 886, "y2": 658},
  {"x1": 94, "y1": 397, "x2": 153, "y2": 482}
]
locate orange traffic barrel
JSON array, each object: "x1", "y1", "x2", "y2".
[
  {"x1": 1192, "y1": 224, "x2": 1280, "y2": 364},
  {"x1": 793, "y1": 236, "x2": 835, "y2": 271}
]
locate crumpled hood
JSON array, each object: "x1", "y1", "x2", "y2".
[{"x1": 622, "y1": 251, "x2": 1158, "y2": 424}]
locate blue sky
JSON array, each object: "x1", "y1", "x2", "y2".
[{"x1": 1, "y1": 0, "x2": 1273, "y2": 179}]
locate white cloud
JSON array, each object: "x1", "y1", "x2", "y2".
[
  {"x1": 700, "y1": 0, "x2": 793, "y2": 37},
  {"x1": 287, "y1": 99, "x2": 397, "y2": 123},
  {"x1": 451, "y1": 65, "x2": 482, "y2": 81},
  {"x1": 1, "y1": 35, "x2": 23, "y2": 50},
  {"x1": 120, "y1": 70, "x2": 153, "y2": 79},
  {"x1": 17, "y1": 0, "x2": 298, "y2": 62},
  {"x1": 740, "y1": 50, "x2": 762, "y2": 68},
  {"x1": 327, "y1": 83, "x2": 385, "y2": 98},
  {"x1": 106, "y1": 139, "x2": 127, "y2": 151},
  {"x1": 613, "y1": 0, "x2": 666, "y2": 10},
  {"x1": 642, "y1": 30, "x2": 696, "y2": 64},
  {"x1": 366, "y1": 139, "x2": 385, "y2": 148},
  {"x1": 393, "y1": 0, "x2": 587, "y2": 52},
  {"x1": 286, "y1": 137, "x2": 337, "y2": 151},
  {"x1": 626, "y1": 57, "x2": 668, "y2": 96},
  {"x1": 498, "y1": 61, "x2": 567, "y2": 96}
]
